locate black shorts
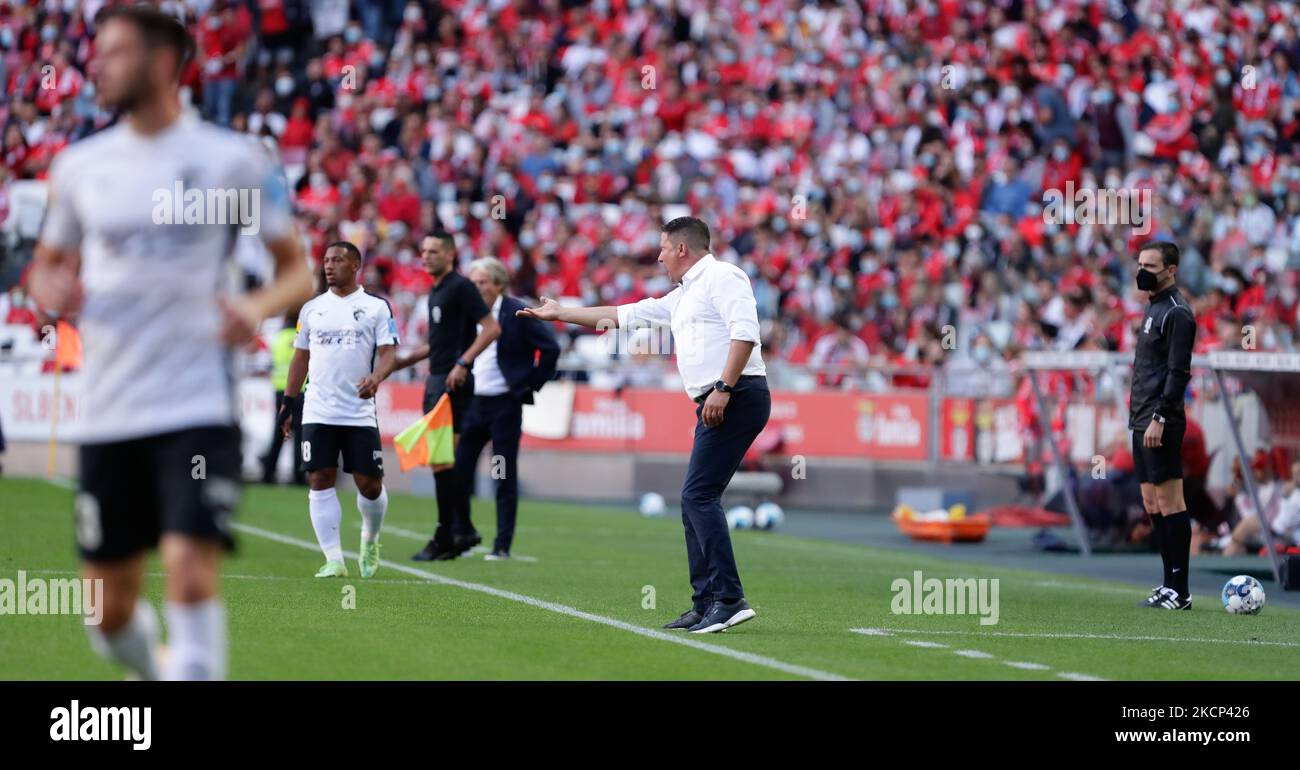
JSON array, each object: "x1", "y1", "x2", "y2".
[
  {"x1": 1132, "y1": 422, "x2": 1185, "y2": 485},
  {"x1": 423, "y1": 371, "x2": 474, "y2": 433},
  {"x1": 301, "y1": 423, "x2": 385, "y2": 477},
  {"x1": 77, "y1": 425, "x2": 242, "y2": 563}
]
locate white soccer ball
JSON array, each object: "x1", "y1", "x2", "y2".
[
  {"x1": 725, "y1": 505, "x2": 755, "y2": 530},
  {"x1": 754, "y1": 502, "x2": 785, "y2": 530},
  {"x1": 639, "y1": 492, "x2": 666, "y2": 517},
  {"x1": 1221, "y1": 575, "x2": 1266, "y2": 615}
]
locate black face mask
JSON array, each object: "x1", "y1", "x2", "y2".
[{"x1": 1136, "y1": 267, "x2": 1164, "y2": 291}]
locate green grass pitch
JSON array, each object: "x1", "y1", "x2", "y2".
[{"x1": 2, "y1": 476, "x2": 1298, "y2": 680}]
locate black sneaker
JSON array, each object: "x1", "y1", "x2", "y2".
[
  {"x1": 1141, "y1": 586, "x2": 1191, "y2": 610},
  {"x1": 412, "y1": 540, "x2": 457, "y2": 561},
  {"x1": 662, "y1": 608, "x2": 706, "y2": 630},
  {"x1": 688, "y1": 599, "x2": 756, "y2": 633},
  {"x1": 454, "y1": 532, "x2": 482, "y2": 556}
]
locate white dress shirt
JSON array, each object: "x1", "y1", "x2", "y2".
[
  {"x1": 616, "y1": 254, "x2": 766, "y2": 400},
  {"x1": 474, "y1": 294, "x2": 510, "y2": 396}
]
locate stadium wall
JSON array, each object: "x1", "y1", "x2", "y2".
[{"x1": 0, "y1": 374, "x2": 1268, "y2": 511}]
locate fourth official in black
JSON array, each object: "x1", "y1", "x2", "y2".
[{"x1": 1131, "y1": 241, "x2": 1197, "y2": 610}]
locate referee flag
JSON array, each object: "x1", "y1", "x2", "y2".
[
  {"x1": 393, "y1": 393, "x2": 454, "y2": 471},
  {"x1": 54, "y1": 320, "x2": 82, "y2": 370}
]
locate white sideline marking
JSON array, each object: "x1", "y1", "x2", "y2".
[
  {"x1": 235, "y1": 523, "x2": 850, "y2": 681},
  {"x1": 851, "y1": 629, "x2": 1105, "y2": 681},
  {"x1": 850, "y1": 626, "x2": 1300, "y2": 649},
  {"x1": 367, "y1": 523, "x2": 540, "y2": 562},
  {"x1": 1004, "y1": 661, "x2": 1051, "y2": 671}
]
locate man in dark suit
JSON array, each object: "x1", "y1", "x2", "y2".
[{"x1": 457, "y1": 257, "x2": 560, "y2": 559}]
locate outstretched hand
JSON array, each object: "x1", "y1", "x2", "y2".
[{"x1": 516, "y1": 296, "x2": 561, "y2": 322}]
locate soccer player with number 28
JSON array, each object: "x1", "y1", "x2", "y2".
[{"x1": 281, "y1": 242, "x2": 400, "y2": 580}]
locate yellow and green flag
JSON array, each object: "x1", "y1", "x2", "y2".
[{"x1": 394, "y1": 393, "x2": 454, "y2": 472}]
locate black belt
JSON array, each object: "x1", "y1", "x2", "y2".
[{"x1": 694, "y1": 375, "x2": 766, "y2": 404}]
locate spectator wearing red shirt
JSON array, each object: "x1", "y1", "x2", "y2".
[
  {"x1": 279, "y1": 98, "x2": 314, "y2": 165},
  {"x1": 198, "y1": 0, "x2": 251, "y2": 127}
]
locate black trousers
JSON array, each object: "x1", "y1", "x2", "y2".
[
  {"x1": 425, "y1": 372, "x2": 476, "y2": 547},
  {"x1": 455, "y1": 394, "x2": 523, "y2": 552},
  {"x1": 681, "y1": 376, "x2": 770, "y2": 608},
  {"x1": 262, "y1": 391, "x2": 304, "y2": 484}
]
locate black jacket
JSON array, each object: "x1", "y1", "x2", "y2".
[
  {"x1": 490, "y1": 296, "x2": 560, "y2": 405},
  {"x1": 1129, "y1": 286, "x2": 1197, "y2": 431}
]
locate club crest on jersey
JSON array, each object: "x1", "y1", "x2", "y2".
[
  {"x1": 353, "y1": 308, "x2": 366, "y2": 322},
  {"x1": 1143, "y1": 316, "x2": 1153, "y2": 334},
  {"x1": 431, "y1": 306, "x2": 442, "y2": 324}
]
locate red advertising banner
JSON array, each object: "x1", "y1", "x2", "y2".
[{"x1": 375, "y1": 383, "x2": 931, "y2": 459}]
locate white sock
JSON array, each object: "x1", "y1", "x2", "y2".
[
  {"x1": 87, "y1": 598, "x2": 160, "y2": 681},
  {"x1": 358, "y1": 486, "x2": 388, "y2": 544},
  {"x1": 309, "y1": 487, "x2": 344, "y2": 563},
  {"x1": 163, "y1": 599, "x2": 227, "y2": 681}
]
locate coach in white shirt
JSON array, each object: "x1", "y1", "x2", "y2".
[{"x1": 519, "y1": 217, "x2": 769, "y2": 633}]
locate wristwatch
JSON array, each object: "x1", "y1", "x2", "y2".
[
  {"x1": 1152, "y1": 413, "x2": 1167, "y2": 425},
  {"x1": 456, "y1": 357, "x2": 471, "y2": 368},
  {"x1": 713, "y1": 380, "x2": 734, "y2": 394}
]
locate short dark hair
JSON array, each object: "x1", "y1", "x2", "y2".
[
  {"x1": 1138, "y1": 240, "x2": 1180, "y2": 268},
  {"x1": 95, "y1": 4, "x2": 195, "y2": 73},
  {"x1": 425, "y1": 231, "x2": 455, "y2": 250},
  {"x1": 661, "y1": 216, "x2": 711, "y2": 254},
  {"x1": 324, "y1": 240, "x2": 362, "y2": 263}
]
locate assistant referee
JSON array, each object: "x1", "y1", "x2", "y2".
[
  {"x1": 393, "y1": 231, "x2": 500, "y2": 561},
  {"x1": 1130, "y1": 241, "x2": 1197, "y2": 610}
]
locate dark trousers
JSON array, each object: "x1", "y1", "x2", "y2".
[
  {"x1": 681, "y1": 376, "x2": 771, "y2": 608},
  {"x1": 455, "y1": 394, "x2": 523, "y2": 552},
  {"x1": 426, "y1": 372, "x2": 476, "y2": 548},
  {"x1": 262, "y1": 391, "x2": 305, "y2": 484}
]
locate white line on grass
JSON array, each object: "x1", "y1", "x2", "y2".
[
  {"x1": 850, "y1": 628, "x2": 1105, "y2": 680},
  {"x1": 235, "y1": 523, "x2": 850, "y2": 681},
  {"x1": 850, "y1": 626, "x2": 1300, "y2": 648},
  {"x1": 1003, "y1": 661, "x2": 1051, "y2": 671},
  {"x1": 1057, "y1": 672, "x2": 1106, "y2": 681}
]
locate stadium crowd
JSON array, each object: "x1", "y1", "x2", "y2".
[{"x1": 3, "y1": 0, "x2": 1300, "y2": 391}]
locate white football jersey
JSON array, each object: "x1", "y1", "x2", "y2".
[
  {"x1": 38, "y1": 111, "x2": 295, "y2": 443},
  {"x1": 295, "y1": 288, "x2": 398, "y2": 427}
]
